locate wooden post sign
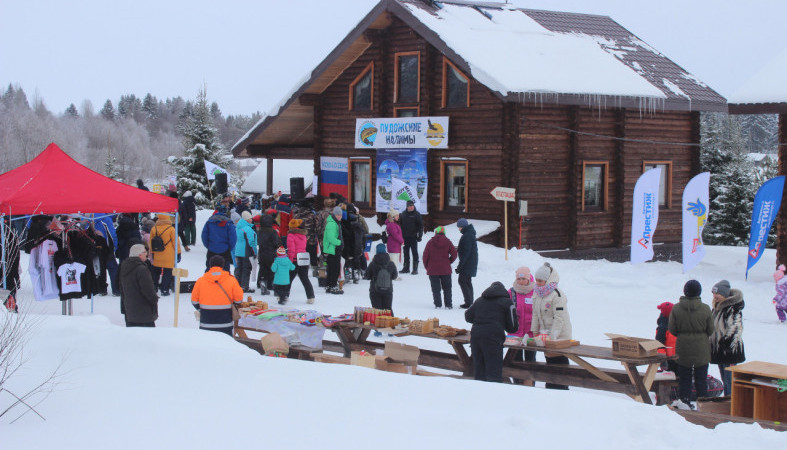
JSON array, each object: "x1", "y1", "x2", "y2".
[
  {"x1": 490, "y1": 186, "x2": 516, "y2": 260},
  {"x1": 172, "y1": 267, "x2": 189, "y2": 327}
]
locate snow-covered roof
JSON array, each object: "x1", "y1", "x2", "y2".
[
  {"x1": 241, "y1": 159, "x2": 314, "y2": 195},
  {"x1": 728, "y1": 47, "x2": 787, "y2": 105},
  {"x1": 232, "y1": 0, "x2": 725, "y2": 157}
]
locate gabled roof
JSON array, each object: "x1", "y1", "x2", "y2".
[
  {"x1": 233, "y1": 0, "x2": 726, "y2": 157},
  {"x1": 0, "y1": 143, "x2": 178, "y2": 215}
]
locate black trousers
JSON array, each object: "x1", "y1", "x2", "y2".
[
  {"x1": 369, "y1": 291, "x2": 393, "y2": 315},
  {"x1": 471, "y1": 335, "x2": 504, "y2": 382},
  {"x1": 458, "y1": 273, "x2": 473, "y2": 306},
  {"x1": 676, "y1": 363, "x2": 709, "y2": 401},
  {"x1": 206, "y1": 249, "x2": 232, "y2": 272},
  {"x1": 429, "y1": 274, "x2": 452, "y2": 307},
  {"x1": 258, "y1": 257, "x2": 274, "y2": 290},
  {"x1": 326, "y1": 253, "x2": 341, "y2": 288},
  {"x1": 151, "y1": 267, "x2": 173, "y2": 294},
  {"x1": 545, "y1": 355, "x2": 570, "y2": 390},
  {"x1": 289, "y1": 265, "x2": 315, "y2": 299},
  {"x1": 234, "y1": 256, "x2": 252, "y2": 290},
  {"x1": 126, "y1": 321, "x2": 155, "y2": 327},
  {"x1": 402, "y1": 236, "x2": 419, "y2": 268}
]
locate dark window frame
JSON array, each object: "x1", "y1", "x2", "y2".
[
  {"x1": 642, "y1": 161, "x2": 673, "y2": 208},
  {"x1": 393, "y1": 106, "x2": 420, "y2": 118},
  {"x1": 394, "y1": 51, "x2": 420, "y2": 104},
  {"x1": 349, "y1": 158, "x2": 373, "y2": 208}
]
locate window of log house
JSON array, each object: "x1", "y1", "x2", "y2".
[
  {"x1": 441, "y1": 58, "x2": 469, "y2": 108},
  {"x1": 395, "y1": 52, "x2": 420, "y2": 103},
  {"x1": 582, "y1": 161, "x2": 608, "y2": 212},
  {"x1": 643, "y1": 161, "x2": 672, "y2": 208},
  {"x1": 349, "y1": 62, "x2": 374, "y2": 110},
  {"x1": 394, "y1": 106, "x2": 419, "y2": 117},
  {"x1": 441, "y1": 159, "x2": 468, "y2": 211},
  {"x1": 349, "y1": 158, "x2": 372, "y2": 207}
]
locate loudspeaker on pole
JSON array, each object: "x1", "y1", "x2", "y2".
[
  {"x1": 290, "y1": 177, "x2": 305, "y2": 200},
  {"x1": 214, "y1": 172, "x2": 228, "y2": 194}
]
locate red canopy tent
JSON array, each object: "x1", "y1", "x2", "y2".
[{"x1": 0, "y1": 143, "x2": 178, "y2": 215}]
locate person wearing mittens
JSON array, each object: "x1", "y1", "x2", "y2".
[
  {"x1": 530, "y1": 262, "x2": 572, "y2": 390},
  {"x1": 709, "y1": 280, "x2": 745, "y2": 397},
  {"x1": 668, "y1": 279, "x2": 714, "y2": 411}
]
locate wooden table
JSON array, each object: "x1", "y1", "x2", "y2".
[
  {"x1": 729, "y1": 361, "x2": 787, "y2": 422},
  {"x1": 326, "y1": 322, "x2": 670, "y2": 404}
]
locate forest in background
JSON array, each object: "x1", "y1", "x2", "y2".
[
  {"x1": 0, "y1": 82, "x2": 780, "y2": 245},
  {"x1": 0, "y1": 83, "x2": 261, "y2": 183}
]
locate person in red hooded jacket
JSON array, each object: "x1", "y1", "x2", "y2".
[
  {"x1": 656, "y1": 301, "x2": 678, "y2": 373},
  {"x1": 422, "y1": 226, "x2": 457, "y2": 309}
]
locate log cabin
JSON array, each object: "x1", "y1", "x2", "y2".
[{"x1": 231, "y1": 0, "x2": 726, "y2": 253}]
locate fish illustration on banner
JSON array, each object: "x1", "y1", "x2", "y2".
[
  {"x1": 746, "y1": 176, "x2": 785, "y2": 279},
  {"x1": 682, "y1": 172, "x2": 710, "y2": 273},
  {"x1": 630, "y1": 168, "x2": 661, "y2": 264}
]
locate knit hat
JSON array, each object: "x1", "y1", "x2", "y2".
[
  {"x1": 775, "y1": 264, "x2": 786, "y2": 282},
  {"x1": 434, "y1": 226, "x2": 445, "y2": 234},
  {"x1": 129, "y1": 244, "x2": 146, "y2": 258},
  {"x1": 168, "y1": 183, "x2": 177, "y2": 192},
  {"x1": 277, "y1": 246, "x2": 287, "y2": 256},
  {"x1": 324, "y1": 198, "x2": 336, "y2": 209},
  {"x1": 534, "y1": 263, "x2": 553, "y2": 282},
  {"x1": 230, "y1": 210, "x2": 241, "y2": 224},
  {"x1": 241, "y1": 211, "x2": 253, "y2": 222},
  {"x1": 209, "y1": 255, "x2": 225, "y2": 269},
  {"x1": 683, "y1": 279, "x2": 702, "y2": 298},
  {"x1": 406, "y1": 200, "x2": 415, "y2": 207},
  {"x1": 332, "y1": 206, "x2": 343, "y2": 217},
  {"x1": 182, "y1": 190, "x2": 192, "y2": 198},
  {"x1": 515, "y1": 266, "x2": 531, "y2": 280},
  {"x1": 711, "y1": 280, "x2": 731, "y2": 298},
  {"x1": 457, "y1": 218, "x2": 468, "y2": 228},
  {"x1": 288, "y1": 218, "x2": 303, "y2": 228},
  {"x1": 376, "y1": 243, "x2": 387, "y2": 254},
  {"x1": 657, "y1": 302, "x2": 674, "y2": 318}
]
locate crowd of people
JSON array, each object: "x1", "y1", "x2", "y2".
[{"x1": 1, "y1": 179, "x2": 770, "y2": 402}]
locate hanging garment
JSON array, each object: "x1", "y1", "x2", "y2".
[{"x1": 28, "y1": 239, "x2": 60, "y2": 301}]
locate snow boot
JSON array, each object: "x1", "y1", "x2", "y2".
[
  {"x1": 400, "y1": 263, "x2": 410, "y2": 274},
  {"x1": 307, "y1": 297, "x2": 315, "y2": 304},
  {"x1": 411, "y1": 261, "x2": 419, "y2": 275}
]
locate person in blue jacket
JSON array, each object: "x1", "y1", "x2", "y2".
[
  {"x1": 201, "y1": 206, "x2": 236, "y2": 272},
  {"x1": 234, "y1": 211, "x2": 258, "y2": 293}
]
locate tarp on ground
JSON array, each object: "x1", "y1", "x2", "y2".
[{"x1": 0, "y1": 143, "x2": 178, "y2": 215}]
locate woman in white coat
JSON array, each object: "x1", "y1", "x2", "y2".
[{"x1": 530, "y1": 262, "x2": 572, "y2": 389}]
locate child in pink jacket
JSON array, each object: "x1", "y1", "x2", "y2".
[{"x1": 509, "y1": 266, "x2": 536, "y2": 362}]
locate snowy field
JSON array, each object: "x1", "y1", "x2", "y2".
[{"x1": 2, "y1": 210, "x2": 786, "y2": 448}]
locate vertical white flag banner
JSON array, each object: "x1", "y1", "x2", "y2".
[
  {"x1": 204, "y1": 160, "x2": 230, "y2": 182},
  {"x1": 390, "y1": 177, "x2": 423, "y2": 212},
  {"x1": 631, "y1": 168, "x2": 661, "y2": 264},
  {"x1": 682, "y1": 172, "x2": 710, "y2": 273}
]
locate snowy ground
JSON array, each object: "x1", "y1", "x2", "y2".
[{"x1": 2, "y1": 210, "x2": 786, "y2": 448}]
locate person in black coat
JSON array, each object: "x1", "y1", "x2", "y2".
[
  {"x1": 115, "y1": 213, "x2": 142, "y2": 262},
  {"x1": 398, "y1": 200, "x2": 423, "y2": 274},
  {"x1": 364, "y1": 243, "x2": 399, "y2": 315},
  {"x1": 180, "y1": 191, "x2": 197, "y2": 246},
  {"x1": 119, "y1": 244, "x2": 159, "y2": 327},
  {"x1": 465, "y1": 281, "x2": 519, "y2": 382},
  {"x1": 257, "y1": 213, "x2": 281, "y2": 295},
  {"x1": 455, "y1": 218, "x2": 478, "y2": 308}
]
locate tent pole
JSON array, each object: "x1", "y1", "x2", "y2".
[
  {"x1": 1, "y1": 215, "x2": 6, "y2": 291},
  {"x1": 173, "y1": 211, "x2": 183, "y2": 328}
]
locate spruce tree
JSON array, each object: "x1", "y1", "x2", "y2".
[
  {"x1": 100, "y1": 99, "x2": 115, "y2": 120},
  {"x1": 104, "y1": 151, "x2": 120, "y2": 181},
  {"x1": 166, "y1": 87, "x2": 232, "y2": 207},
  {"x1": 64, "y1": 103, "x2": 79, "y2": 117}
]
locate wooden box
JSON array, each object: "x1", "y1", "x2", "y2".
[{"x1": 605, "y1": 333, "x2": 664, "y2": 357}]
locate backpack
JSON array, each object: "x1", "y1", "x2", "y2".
[
  {"x1": 374, "y1": 265, "x2": 393, "y2": 293},
  {"x1": 151, "y1": 226, "x2": 171, "y2": 252}
]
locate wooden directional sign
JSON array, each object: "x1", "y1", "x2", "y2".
[{"x1": 490, "y1": 186, "x2": 516, "y2": 202}]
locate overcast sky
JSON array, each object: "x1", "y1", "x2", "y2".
[{"x1": 1, "y1": 0, "x2": 784, "y2": 116}]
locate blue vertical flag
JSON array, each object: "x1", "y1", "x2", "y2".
[{"x1": 746, "y1": 176, "x2": 785, "y2": 278}]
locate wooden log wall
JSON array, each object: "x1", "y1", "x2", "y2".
[{"x1": 316, "y1": 16, "x2": 508, "y2": 230}]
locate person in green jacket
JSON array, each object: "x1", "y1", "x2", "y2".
[
  {"x1": 668, "y1": 279, "x2": 714, "y2": 410},
  {"x1": 322, "y1": 206, "x2": 344, "y2": 295}
]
